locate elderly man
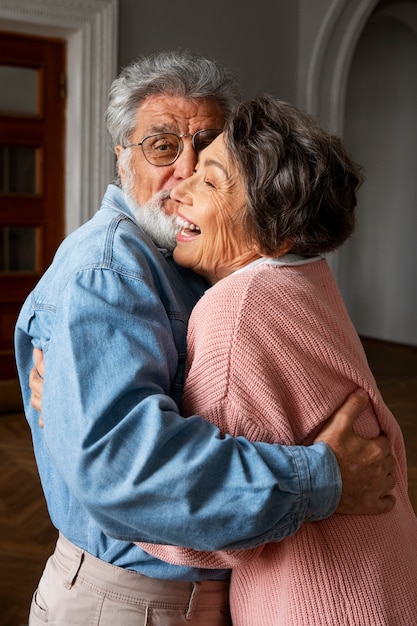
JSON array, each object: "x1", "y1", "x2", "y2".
[{"x1": 15, "y1": 50, "x2": 394, "y2": 625}]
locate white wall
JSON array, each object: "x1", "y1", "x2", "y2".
[{"x1": 118, "y1": 0, "x2": 299, "y2": 102}]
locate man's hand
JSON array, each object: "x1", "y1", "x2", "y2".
[
  {"x1": 30, "y1": 347, "x2": 44, "y2": 427},
  {"x1": 315, "y1": 389, "x2": 396, "y2": 515}
]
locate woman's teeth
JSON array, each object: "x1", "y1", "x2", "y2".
[{"x1": 177, "y1": 217, "x2": 201, "y2": 233}]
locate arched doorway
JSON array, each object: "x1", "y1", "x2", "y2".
[
  {"x1": 306, "y1": 0, "x2": 417, "y2": 346},
  {"x1": 340, "y1": 2, "x2": 417, "y2": 345}
]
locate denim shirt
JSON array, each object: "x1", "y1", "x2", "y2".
[{"x1": 15, "y1": 184, "x2": 341, "y2": 581}]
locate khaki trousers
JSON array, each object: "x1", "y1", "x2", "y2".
[{"x1": 29, "y1": 534, "x2": 231, "y2": 626}]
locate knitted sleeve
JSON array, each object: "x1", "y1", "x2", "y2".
[{"x1": 136, "y1": 541, "x2": 263, "y2": 569}]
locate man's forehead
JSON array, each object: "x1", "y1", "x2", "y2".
[{"x1": 135, "y1": 94, "x2": 225, "y2": 133}]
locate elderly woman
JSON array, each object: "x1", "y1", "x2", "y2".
[{"x1": 139, "y1": 94, "x2": 417, "y2": 625}]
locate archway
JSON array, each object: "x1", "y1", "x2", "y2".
[{"x1": 306, "y1": 0, "x2": 417, "y2": 346}]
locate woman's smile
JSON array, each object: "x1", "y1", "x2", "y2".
[
  {"x1": 176, "y1": 212, "x2": 201, "y2": 241},
  {"x1": 171, "y1": 134, "x2": 259, "y2": 282}
]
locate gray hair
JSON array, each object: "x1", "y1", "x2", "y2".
[{"x1": 105, "y1": 49, "x2": 241, "y2": 149}]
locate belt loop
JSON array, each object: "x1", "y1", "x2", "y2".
[
  {"x1": 63, "y1": 546, "x2": 84, "y2": 590},
  {"x1": 185, "y1": 582, "x2": 201, "y2": 620}
]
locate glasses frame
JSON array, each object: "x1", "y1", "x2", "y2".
[{"x1": 123, "y1": 128, "x2": 222, "y2": 167}]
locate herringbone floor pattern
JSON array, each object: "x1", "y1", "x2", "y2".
[
  {"x1": 0, "y1": 416, "x2": 57, "y2": 626},
  {"x1": 0, "y1": 337, "x2": 416, "y2": 626}
]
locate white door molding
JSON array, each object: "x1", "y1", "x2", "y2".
[
  {"x1": 300, "y1": 0, "x2": 379, "y2": 133},
  {"x1": 0, "y1": 0, "x2": 119, "y2": 233}
]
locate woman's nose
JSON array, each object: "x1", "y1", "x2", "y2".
[{"x1": 170, "y1": 177, "x2": 190, "y2": 203}]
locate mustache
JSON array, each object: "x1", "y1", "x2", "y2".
[
  {"x1": 146, "y1": 189, "x2": 171, "y2": 208},
  {"x1": 160, "y1": 189, "x2": 171, "y2": 202}
]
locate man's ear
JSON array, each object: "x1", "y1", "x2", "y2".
[{"x1": 115, "y1": 145, "x2": 125, "y2": 182}]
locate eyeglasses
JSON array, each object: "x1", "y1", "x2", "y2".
[{"x1": 123, "y1": 128, "x2": 222, "y2": 167}]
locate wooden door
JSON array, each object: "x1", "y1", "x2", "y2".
[{"x1": 0, "y1": 32, "x2": 66, "y2": 385}]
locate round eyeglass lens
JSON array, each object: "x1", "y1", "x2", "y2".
[
  {"x1": 193, "y1": 129, "x2": 222, "y2": 152},
  {"x1": 142, "y1": 134, "x2": 181, "y2": 166}
]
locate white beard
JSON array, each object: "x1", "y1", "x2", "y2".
[
  {"x1": 124, "y1": 189, "x2": 179, "y2": 251},
  {"x1": 121, "y1": 164, "x2": 179, "y2": 251}
]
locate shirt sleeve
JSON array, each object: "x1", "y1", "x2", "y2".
[{"x1": 34, "y1": 266, "x2": 341, "y2": 551}]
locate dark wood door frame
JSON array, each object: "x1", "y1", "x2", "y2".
[{"x1": 0, "y1": 32, "x2": 66, "y2": 395}]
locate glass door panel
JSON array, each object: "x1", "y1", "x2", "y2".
[
  {"x1": 0, "y1": 65, "x2": 39, "y2": 115},
  {"x1": 0, "y1": 145, "x2": 38, "y2": 194},
  {"x1": 0, "y1": 226, "x2": 37, "y2": 272}
]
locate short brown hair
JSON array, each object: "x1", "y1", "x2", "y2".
[{"x1": 224, "y1": 94, "x2": 363, "y2": 256}]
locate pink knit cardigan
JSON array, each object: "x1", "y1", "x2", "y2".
[{"x1": 139, "y1": 259, "x2": 417, "y2": 625}]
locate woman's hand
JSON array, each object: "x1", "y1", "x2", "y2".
[{"x1": 30, "y1": 347, "x2": 44, "y2": 427}]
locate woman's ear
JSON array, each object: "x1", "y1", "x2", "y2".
[
  {"x1": 253, "y1": 239, "x2": 293, "y2": 258},
  {"x1": 278, "y1": 240, "x2": 293, "y2": 257}
]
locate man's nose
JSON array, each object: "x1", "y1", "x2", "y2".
[{"x1": 172, "y1": 140, "x2": 198, "y2": 180}]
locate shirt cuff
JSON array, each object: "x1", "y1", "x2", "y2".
[{"x1": 296, "y1": 442, "x2": 342, "y2": 522}]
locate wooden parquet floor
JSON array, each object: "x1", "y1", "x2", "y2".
[
  {"x1": 360, "y1": 337, "x2": 417, "y2": 515},
  {"x1": 0, "y1": 337, "x2": 416, "y2": 626},
  {"x1": 0, "y1": 415, "x2": 57, "y2": 626}
]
